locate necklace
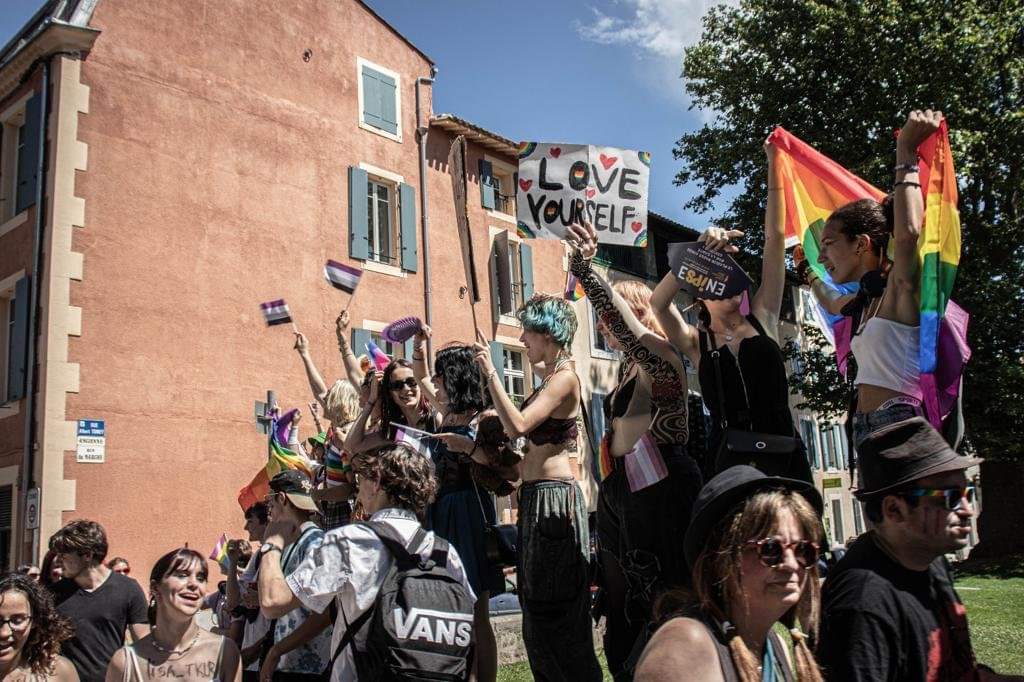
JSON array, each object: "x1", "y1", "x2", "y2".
[
  {"x1": 151, "y1": 626, "x2": 201, "y2": 656},
  {"x1": 710, "y1": 320, "x2": 743, "y2": 342}
]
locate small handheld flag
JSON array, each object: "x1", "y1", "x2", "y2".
[
  {"x1": 324, "y1": 259, "x2": 362, "y2": 294},
  {"x1": 564, "y1": 272, "x2": 586, "y2": 302},
  {"x1": 366, "y1": 341, "x2": 391, "y2": 372},
  {"x1": 623, "y1": 432, "x2": 668, "y2": 492},
  {"x1": 260, "y1": 299, "x2": 292, "y2": 326},
  {"x1": 209, "y1": 534, "x2": 230, "y2": 572},
  {"x1": 393, "y1": 423, "x2": 431, "y2": 457}
]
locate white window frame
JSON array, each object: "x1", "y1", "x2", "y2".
[
  {"x1": 0, "y1": 465, "x2": 17, "y2": 570},
  {"x1": 0, "y1": 92, "x2": 32, "y2": 224},
  {"x1": 358, "y1": 163, "x2": 406, "y2": 278},
  {"x1": 356, "y1": 57, "x2": 402, "y2": 143},
  {"x1": 484, "y1": 154, "x2": 516, "y2": 224},
  {"x1": 799, "y1": 417, "x2": 820, "y2": 470},
  {"x1": 489, "y1": 227, "x2": 524, "y2": 328},
  {"x1": 827, "y1": 495, "x2": 845, "y2": 546},
  {"x1": 0, "y1": 270, "x2": 24, "y2": 418},
  {"x1": 799, "y1": 287, "x2": 819, "y2": 326},
  {"x1": 501, "y1": 345, "x2": 529, "y2": 406},
  {"x1": 589, "y1": 303, "x2": 617, "y2": 360}
]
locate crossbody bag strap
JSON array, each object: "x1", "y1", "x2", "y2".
[{"x1": 706, "y1": 329, "x2": 730, "y2": 430}]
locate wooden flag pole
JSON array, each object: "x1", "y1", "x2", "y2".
[{"x1": 448, "y1": 135, "x2": 482, "y2": 334}]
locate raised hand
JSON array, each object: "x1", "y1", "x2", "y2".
[
  {"x1": 897, "y1": 109, "x2": 943, "y2": 155},
  {"x1": 472, "y1": 328, "x2": 496, "y2": 377},
  {"x1": 335, "y1": 310, "x2": 350, "y2": 341},
  {"x1": 432, "y1": 432, "x2": 475, "y2": 454},
  {"x1": 698, "y1": 226, "x2": 743, "y2": 253},
  {"x1": 566, "y1": 219, "x2": 598, "y2": 260},
  {"x1": 293, "y1": 332, "x2": 309, "y2": 354}
]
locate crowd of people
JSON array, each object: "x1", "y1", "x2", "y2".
[{"x1": 0, "y1": 110, "x2": 1015, "y2": 682}]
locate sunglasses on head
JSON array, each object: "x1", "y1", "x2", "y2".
[
  {"x1": 900, "y1": 484, "x2": 975, "y2": 512},
  {"x1": 388, "y1": 377, "x2": 418, "y2": 391},
  {"x1": 744, "y1": 537, "x2": 820, "y2": 569}
]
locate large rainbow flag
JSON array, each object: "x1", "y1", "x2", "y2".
[{"x1": 237, "y1": 409, "x2": 314, "y2": 512}]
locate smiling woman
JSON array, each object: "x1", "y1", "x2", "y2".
[
  {"x1": 0, "y1": 572, "x2": 77, "y2": 682},
  {"x1": 105, "y1": 549, "x2": 241, "y2": 682}
]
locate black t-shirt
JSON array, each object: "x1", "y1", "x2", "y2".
[
  {"x1": 53, "y1": 572, "x2": 149, "y2": 682},
  {"x1": 819, "y1": 533, "x2": 979, "y2": 682}
]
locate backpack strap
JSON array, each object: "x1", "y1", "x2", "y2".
[
  {"x1": 365, "y1": 520, "x2": 431, "y2": 570},
  {"x1": 325, "y1": 599, "x2": 374, "y2": 676},
  {"x1": 429, "y1": 537, "x2": 449, "y2": 568}
]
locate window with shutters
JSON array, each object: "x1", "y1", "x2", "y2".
[
  {"x1": 357, "y1": 58, "x2": 402, "y2": 142},
  {"x1": 490, "y1": 229, "x2": 533, "y2": 326},
  {"x1": 366, "y1": 177, "x2": 402, "y2": 266},
  {"x1": 502, "y1": 348, "x2": 527, "y2": 407},
  {"x1": 799, "y1": 288, "x2": 818, "y2": 325},
  {"x1": 799, "y1": 418, "x2": 820, "y2": 470},
  {"x1": 369, "y1": 331, "x2": 407, "y2": 361},
  {"x1": 0, "y1": 94, "x2": 37, "y2": 222},
  {"x1": 0, "y1": 486, "x2": 11, "y2": 570},
  {"x1": 1, "y1": 296, "x2": 12, "y2": 400},
  {"x1": 479, "y1": 156, "x2": 516, "y2": 219},
  {"x1": 589, "y1": 305, "x2": 617, "y2": 360}
]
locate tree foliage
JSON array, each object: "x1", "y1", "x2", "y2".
[
  {"x1": 781, "y1": 325, "x2": 852, "y2": 421},
  {"x1": 677, "y1": 0, "x2": 1024, "y2": 459}
]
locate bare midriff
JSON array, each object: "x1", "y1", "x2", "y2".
[
  {"x1": 521, "y1": 442, "x2": 576, "y2": 481},
  {"x1": 857, "y1": 384, "x2": 913, "y2": 413}
]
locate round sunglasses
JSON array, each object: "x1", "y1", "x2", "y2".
[{"x1": 744, "y1": 537, "x2": 820, "y2": 569}]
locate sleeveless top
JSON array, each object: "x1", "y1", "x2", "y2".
[
  {"x1": 849, "y1": 316, "x2": 923, "y2": 399},
  {"x1": 432, "y1": 423, "x2": 477, "y2": 494},
  {"x1": 696, "y1": 614, "x2": 795, "y2": 682},
  {"x1": 521, "y1": 386, "x2": 578, "y2": 445},
  {"x1": 121, "y1": 637, "x2": 226, "y2": 682},
  {"x1": 698, "y1": 314, "x2": 794, "y2": 441}
]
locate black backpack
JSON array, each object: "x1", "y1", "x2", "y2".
[{"x1": 327, "y1": 521, "x2": 475, "y2": 681}]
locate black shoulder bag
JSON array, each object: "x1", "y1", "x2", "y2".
[{"x1": 707, "y1": 329, "x2": 801, "y2": 478}]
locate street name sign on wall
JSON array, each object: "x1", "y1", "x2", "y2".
[{"x1": 76, "y1": 419, "x2": 105, "y2": 463}]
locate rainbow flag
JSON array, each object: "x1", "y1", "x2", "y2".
[
  {"x1": 366, "y1": 341, "x2": 391, "y2": 372},
  {"x1": 237, "y1": 411, "x2": 313, "y2": 512},
  {"x1": 564, "y1": 272, "x2": 585, "y2": 302},
  {"x1": 209, "y1": 534, "x2": 230, "y2": 572},
  {"x1": 767, "y1": 127, "x2": 886, "y2": 280},
  {"x1": 324, "y1": 441, "x2": 351, "y2": 487}
]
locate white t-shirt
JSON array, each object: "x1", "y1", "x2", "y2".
[
  {"x1": 286, "y1": 507, "x2": 476, "y2": 682},
  {"x1": 239, "y1": 555, "x2": 271, "y2": 672}
]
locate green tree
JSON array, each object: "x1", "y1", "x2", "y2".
[
  {"x1": 781, "y1": 325, "x2": 852, "y2": 421},
  {"x1": 676, "y1": 0, "x2": 1024, "y2": 464}
]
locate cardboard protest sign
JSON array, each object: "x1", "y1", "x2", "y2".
[
  {"x1": 667, "y1": 241, "x2": 752, "y2": 300},
  {"x1": 515, "y1": 143, "x2": 651, "y2": 247}
]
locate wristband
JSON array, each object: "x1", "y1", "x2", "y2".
[
  {"x1": 485, "y1": 369, "x2": 497, "y2": 382},
  {"x1": 893, "y1": 162, "x2": 919, "y2": 173},
  {"x1": 894, "y1": 181, "x2": 921, "y2": 189}
]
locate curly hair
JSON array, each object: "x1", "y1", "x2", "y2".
[
  {"x1": 353, "y1": 443, "x2": 438, "y2": 518},
  {"x1": 611, "y1": 279, "x2": 665, "y2": 338},
  {"x1": 324, "y1": 379, "x2": 360, "y2": 427},
  {"x1": 434, "y1": 345, "x2": 489, "y2": 415},
  {"x1": 690, "y1": 490, "x2": 824, "y2": 682},
  {"x1": 379, "y1": 359, "x2": 431, "y2": 440},
  {"x1": 517, "y1": 293, "x2": 578, "y2": 349},
  {"x1": 49, "y1": 519, "x2": 108, "y2": 564},
  {"x1": 0, "y1": 572, "x2": 73, "y2": 675},
  {"x1": 244, "y1": 502, "x2": 269, "y2": 525},
  {"x1": 148, "y1": 548, "x2": 209, "y2": 625},
  {"x1": 826, "y1": 196, "x2": 895, "y2": 257}
]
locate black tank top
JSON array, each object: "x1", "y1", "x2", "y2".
[{"x1": 698, "y1": 314, "x2": 794, "y2": 442}]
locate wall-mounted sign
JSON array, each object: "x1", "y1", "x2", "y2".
[
  {"x1": 822, "y1": 477, "x2": 842, "y2": 489},
  {"x1": 76, "y1": 419, "x2": 105, "y2": 463},
  {"x1": 25, "y1": 488, "x2": 39, "y2": 530}
]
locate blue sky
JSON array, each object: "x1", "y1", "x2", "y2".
[{"x1": 0, "y1": 0, "x2": 732, "y2": 228}]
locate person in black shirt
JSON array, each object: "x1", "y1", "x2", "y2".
[
  {"x1": 49, "y1": 520, "x2": 149, "y2": 682},
  {"x1": 819, "y1": 418, "x2": 1019, "y2": 681}
]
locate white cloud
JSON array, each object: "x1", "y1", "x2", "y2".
[{"x1": 574, "y1": 0, "x2": 735, "y2": 59}]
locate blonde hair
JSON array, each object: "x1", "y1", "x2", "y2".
[
  {"x1": 611, "y1": 279, "x2": 665, "y2": 338},
  {"x1": 324, "y1": 379, "x2": 360, "y2": 427},
  {"x1": 691, "y1": 490, "x2": 824, "y2": 682}
]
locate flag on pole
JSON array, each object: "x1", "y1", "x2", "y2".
[
  {"x1": 237, "y1": 410, "x2": 313, "y2": 512},
  {"x1": 366, "y1": 341, "x2": 391, "y2": 372},
  {"x1": 209, "y1": 534, "x2": 230, "y2": 572},
  {"x1": 623, "y1": 431, "x2": 668, "y2": 492},
  {"x1": 564, "y1": 272, "x2": 586, "y2": 302},
  {"x1": 260, "y1": 299, "x2": 292, "y2": 326},
  {"x1": 324, "y1": 259, "x2": 362, "y2": 294},
  {"x1": 392, "y1": 423, "x2": 432, "y2": 457}
]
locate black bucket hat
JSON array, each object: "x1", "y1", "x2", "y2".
[{"x1": 684, "y1": 465, "x2": 823, "y2": 569}]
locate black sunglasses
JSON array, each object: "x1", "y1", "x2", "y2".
[
  {"x1": 388, "y1": 377, "x2": 418, "y2": 391},
  {"x1": 744, "y1": 537, "x2": 820, "y2": 569}
]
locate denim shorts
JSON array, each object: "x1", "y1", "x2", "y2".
[{"x1": 852, "y1": 399, "x2": 923, "y2": 445}]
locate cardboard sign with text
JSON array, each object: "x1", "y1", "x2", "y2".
[
  {"x1": 667, "y1": 241, "x2": 752, "y2": 300},
  {"x1": 515, "y1": 142, "x2": 651, "y2": 247}
]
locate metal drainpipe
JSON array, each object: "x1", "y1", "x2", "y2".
[
  {"x1": 415, "y1": 67, "x2": 437, "y2": 362},
  {"x1": 20, "y1": 57, "x2": 51, "y2": 564}
]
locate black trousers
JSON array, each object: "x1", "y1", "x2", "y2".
[{"x1": 597, "y1": 447, "x2": 704, "y2": 680}]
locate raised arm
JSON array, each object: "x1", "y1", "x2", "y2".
[
  {"x1": 794, "y1": 245, "x2": 858, "y2": 315},
  {"x1": 567, "y1": 222, "x2": 687, "y2": 396},
  {"x1": 883, "y1": 109, "x2": 942, "y2": 324},
  {"x1": 342, "y1": 373, "x2": 391, "y2": 455},
  {"x1": 335, "y1": 310, "x2": 366, "y2": 388},
  {"x1": 650, "y1": 272, "x2": 699, "y2": 359},
  {"x1": 411, "y1": 325, "x2": 444, "y2": 413},
  {"x1": 293, "y1": 333, "x2": 329, "y2": 405},
  {"x1": 753, "y1": 138, "x2": 787, "y2": 327},
  {"x1": 471, "y1": 335, "x2": 578, "y2": 440}
]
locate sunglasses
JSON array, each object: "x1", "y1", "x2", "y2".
[
  {"x1": 388, "y1": 377, "x2": 418, "y2": 391},
  {"x1": 744, "y1": 537, "x2": 820, "y2": 569},
  {"x1": 900, "y1": 484, "x2": 975, "y2": 512}
]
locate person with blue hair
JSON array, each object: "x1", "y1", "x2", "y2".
[{"x1": 471, "y1": 296, "x2": 602, "y2": 681}]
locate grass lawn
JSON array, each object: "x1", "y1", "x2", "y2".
[{"x1": 498, "y1": 570, "x2": 1024, "y2": 679}]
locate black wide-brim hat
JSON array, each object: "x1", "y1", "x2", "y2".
[{"x1": 684, "y1": 465, "x2": 823, "y2": 570}]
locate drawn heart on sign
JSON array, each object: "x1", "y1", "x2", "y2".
[
  {"x1": 631, "y1": 221, "x2": 643, "y2": 233},
  {"x1": 600, "y1": 154, "x2": 618, "y2": 170},
  {"x1": 549, "y1": 147, "x2": 561, "y2": 158},
  {"x1": 519, "y1": 178, "x2": 533, "y2": 192},
  {"x1": 585, "y1": 188, "x2": 596, "y2": 199}
]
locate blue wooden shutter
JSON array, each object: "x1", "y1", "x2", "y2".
[
  {"x1": 479, "y1": 159, "x2": 495, "y2": 210},
  {"x1": 489, "y1": 342, "x2": 505, "y2": 384},
  {"x1": 399, "y1": 182, "x2": 417, "y2": 272},
  {"x1": 16, "y1": 93, "x2": 43, "y2": 215},
  {"x1": 361, "y1": 67, "x2": 382, "y2": 130},
  {"x1": 348, "y1": 167, "x2": 369, "y2": 260},
  {"x1": 520, "y1": 242, "x2": 535, "y2": 301},
  {"x1": 378, "y1": 72, "x2": 398, "y2": 135},
  {"x1": 404, "y1": 338, "x2": 415, "y2": 360},
  {"x1": 351, "y1": 328, "x2": 372, "y2": 359},
  {"x1": 7, "y1": 277, "x2": 30, "y2": 401}
]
